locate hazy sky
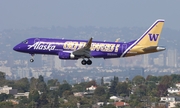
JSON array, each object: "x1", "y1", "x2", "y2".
[{"x1": 0, "y1": 0, "x2": 180, "y2": 30}]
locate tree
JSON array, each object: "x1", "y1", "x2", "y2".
[
  {"x1": 38, "y1": 93, "x2": 48, "y2": 107},
  {"x1": 15, "y1": 77, "x2": 30, "y2": 92},
  {"x1": 157, "y1": 84, "x2": 168, "y2": 96},
  {"x1": 109, "y1": 76, "x2": 119, "y2": 95},
  {"x1": 53, "y1": 94, "x2": 59, "y2": 107},
  {"x1": 18, "y1": 96, "x2": 30, "y2": 106},
  {"x1": 171, "y1": 74, "x2": 180, "y2": 83},
  {"x1": 37, "y1": 82, "x2": 47, "y2": 92},
  {"x1": 103, "y1": 104, "x2": 116, "y2": 108},
  {"x1": 135, "y1": 85, "x2": 147, "y2": 97},
  {"x1": 86, "y1": 80, "x2": 97, "y2": 88},
  {"x1": 0, "y1": 93, "x2": 8, "y2": 102},
  {"x1": 58, "y1": 83, "x2": 72, "y2": 97},
  {"x1": 72, "y1": 84, "x2": 84, "y2": 92},
  {"x1": 146, "y1": 80, "x2": 157, "y2": 97},
  {"x1": 37, "y1": 75, "x2": 47, "y2": 92},
  {"x1": 29, "y1": 90, "x2": 40, "y2": 102},
  {"x1": 38, "y1": 75, "x2": 44, "y2": 82},
  {"x1": 146, "y1": 75, "x2": 158, "y2": 82},
  {"x1": 101, "y1": 77, "x2": 104, "y2": 86},
  {"x1": 0, "y1": 101, "x2": 13, "y2": 108},
  {"x1": 129, "y1": 94, "x2": 140, "y2": 107},
  {"x1": 47, "y1": 79, "x2": 59, "y2": 87},
  {"x1": 94, "y1": 86, "x2": 105, "y2": 96},
  {"x1": 0, "y1": 71, "x2": 5, "y2": 80},
  {"x1": 132, "y1": 75, "x2": 145, "y2": 85},
  {"x1": 175, "y1": 103, "x2": 180, "y2": 108},
  {"x1": 160, "y1": 75, "x2": 172, "y2": 86},
  {"x1": 30, "y1": 77, "x2": 38, "y2": 91},
  {"x1": 116, "y1": 82, "x2": 129, "y2": 96},
  {"x1": 62, "y1": 90, "x2": 73, "y2": 98}
]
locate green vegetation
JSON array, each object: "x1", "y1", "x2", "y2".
[{"x1": 1, "y1": 70, "x2": 180, "y2": 107}]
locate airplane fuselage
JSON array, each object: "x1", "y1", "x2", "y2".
[{"x1": 14, "y1": 38, "x2": 137, "y2": 59}]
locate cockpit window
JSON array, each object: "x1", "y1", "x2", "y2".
[{"x1": 22, "y1": 40, "x2": 28, "y2": 44}]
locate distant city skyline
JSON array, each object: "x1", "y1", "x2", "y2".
[{"x1": 0, "y1": 0, "x2": 180, "y2": 30}]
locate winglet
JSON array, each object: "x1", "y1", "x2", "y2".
[
  {"x1": 85, "y1": 37, "x2": 93, "y2": 49},
  {"x1": 115, "y1": 38, "x2": 120, "y2": 42}
]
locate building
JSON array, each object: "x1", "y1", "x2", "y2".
[
  {"x1": 6, "y1": 99, "x2": 19, "y2": 105},
  {"x1": 160, "y1": 96, "x2": 180, "y2": 108},
  {"x1": 49, "y1": 86, "x2": 58, "y2": 90},
  {"x1": 16, "y1": 67, "x2": 30, "y2": 78},
  {"x1": 41, "y1": 55, "x2": 54, "y2": 68},
  {"x1": 86, "y1": 85, "x2": 97, "y2": 91},
  {"x1": 167, "y1": 87, "x2": 180, "y2": 94},
  {"x1": 166, "y1": 49, "x2": 177, "y2": 67},
  {"x1": 175, "y1": 83, "x2": 180, "y2": 88},
  {"x1": 14, "y1": 92, "x2": 29, "y2": 98},
  {"x1": 114, "y1": 102, "x2": 129, "y2": 108},
  {"x1": 0, "y1": 85, "x2": 17, "y2": 95},
  {"x1": 54, "y1": 56, "x2": 62, "y2": 70},
  {"x1": 110, "y1": 96, "x2": 123, "y2": 102},
  {"x1": 73, "y1": 92, "x2": 84, "y2": 97},
  {"x1": 158, "y1": 54, "x2": 165, "y2": 66},
  {"x1": 143, "y1": 54, "x2": 149, "y2": 67},
  {"x1": 14, "y1": 91, "x2": 43, "y2": 99},
  {"x1": 0, "y1": 66, "x2": 11, "y2": 76}
]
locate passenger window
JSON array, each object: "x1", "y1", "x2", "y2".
[{"x1": 22, "y1": 40, "x2": 28, "y2": 44}]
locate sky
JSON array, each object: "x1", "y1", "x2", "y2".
[{"x1": 0, "y1": 0, "x2": 180, "y2": 30}]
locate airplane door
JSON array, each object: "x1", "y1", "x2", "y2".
[{"x1": 122, "y1": 43, "x2": 127, "y2": 52}]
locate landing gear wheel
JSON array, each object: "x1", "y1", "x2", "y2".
[
  {"x1": 30, "y1": 54, "x2": 35, "y2": 63},
  {"x1": 30, "y1": 59, "x2": 34, "y2": 62},
  {"x1": 87, "y1": 60, "x2": 92, "y2": 65},
  {"x1": 81, "y1": 60, "x2": 86, "y2": 65}
]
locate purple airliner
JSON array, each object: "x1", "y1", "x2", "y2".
[{"x1": 13, "y1": 19, "x2": 165, "y2": 65}]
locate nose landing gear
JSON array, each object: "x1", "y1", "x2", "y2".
[
  {"x1": 30, "y1": 54, "x2": 34, "y2": 62},
  {"x1": 30, "y1": 59, "x2": 34, "y2": 62}
]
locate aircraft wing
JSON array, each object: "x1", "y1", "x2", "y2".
[{"x1": 72, "y1": 37, "x2": 93, "y2": 58}]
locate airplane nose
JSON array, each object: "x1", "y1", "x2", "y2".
[{"x1": 13, "y1": 45, "x2": 20, "y2": 51}]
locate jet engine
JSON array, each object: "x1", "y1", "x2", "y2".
[{"x1": 58, "y1": 51, "x2": 75, "y2": 59}]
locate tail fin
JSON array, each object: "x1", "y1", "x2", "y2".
[{"x1": 136, "y1": 19, "x2": 164, "y2": 46}]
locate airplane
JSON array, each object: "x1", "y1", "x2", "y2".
[{"x1": 13, "y1": 19, "x2": 166, "y2": 65}]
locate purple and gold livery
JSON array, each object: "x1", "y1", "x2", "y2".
[{"x1": 13, "y1": 19, "x2": 165, "y2": 65}]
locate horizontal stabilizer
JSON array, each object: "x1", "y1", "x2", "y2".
[{"x1": 142, "y1": 46, "x2": 165, "y2": 52}]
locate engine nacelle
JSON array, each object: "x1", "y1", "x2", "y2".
[{"x1": 58, "y1": 51, "x2": 75, "y2": 59}]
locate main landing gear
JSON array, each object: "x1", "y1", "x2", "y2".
[
  {"x1": 81, "y1": 59, "x2": 92, "y2": 65},
  {"x1": 30, "y1": 54, "x2": 34, "y2": 62}
]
